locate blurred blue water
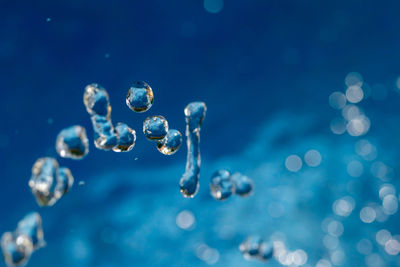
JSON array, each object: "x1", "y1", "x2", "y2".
[{"x1": 1, "y1": 0, "x2": 400, "y2": 266}]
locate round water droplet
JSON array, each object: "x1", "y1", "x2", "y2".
[
  {"x1": 113, "y1": 123, "x2": 136, "y2": 152},
  {"x1": 126, "y1": 81, "x2": 154, "y2": 112},
  {"x1": 231, "y1": 172, "x2": 253, "y2": 197},
  {"x1": 56, "y1": 125, "x2": 89, "y2": 160},
  {"x1": 157, "y1": 129, "x2": 182, "y2": 155},
  {"x1": 143, "y1": 115, "x2": 169, "y2": 140}
]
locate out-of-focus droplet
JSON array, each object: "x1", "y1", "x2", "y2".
[
  {"x1": 258, "y1": 242, "x2": 274, "y2": 261},
  {"x1": 157, "y1": 129, "x2": 182, "y2": 155},
  {"x1": 55, "y1": 167, "x2": 74, "y2": 199},
  {"x1": 176, "y1": 210, "x2": 195, "y2": 230},
  {"x1": 1, "y1": 232, "x2": 33, "y2": 267},
  {"x1": 360, "y1": 206, "x2": 376, "y2": 223},
  {"x1": 143, "y1": 115, "x2": 169, "y2": 141},
  {"x1": 239, "y1": 236, "x2": 264, "y2": 260},
  {"x1": 231, "y1": 172, "x2": 253, "y2": 197},
  {"x1": 329, "y1": 92, "x2": 346, "y2": 109},
  {"x1": 285, "y1": 155, "x2": 302, "y2": 172},
  {"x1": 29, "y1": 158, "x2": 59, "y2": 206},
  {"x1": 126, "y1": 81, "x2": 154, "y2": 113},
  {"x1": 204, "y1": 0, "x2": 224, "y2": 13},
  {"x1": 304, "y1": 149, "x2": 322, "y2": 167},
  {"x1": 16, "y1": 213, "x2": 45, "y2": 250},
  {"x1": 209, "y1": 169, "x2": 233, "y2": 201},
  {"x1": 113, "y1": 123, "x2": 136, "y2": 152},
  {"x1": 56, "y1": 125, "x2": 89, "y2": 160},
  {"x1": 346, "y1": 85, "x2": 364, "y2": 103},
  {"x1": 29, "y1": 158, "x2": 74, "y2": 206}
]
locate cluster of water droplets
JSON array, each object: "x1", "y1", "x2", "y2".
[
  {"x1": 239, "y1": 236, "x2": 274, "y2": 262},
  {"x1": 28, "y1": 157, "x2": 74, "y2": 206},
  {"x1": 1, "y1": 213, "x2": 45, "y2": 267},
  {"x1": 209, "y1": 169, "x2": 254, "y2": 200},
  {"x1": 329, "y1": 72, "x2": 371, "y2": 136},
  {"x1": 84, "y1": 83, "x2": 136, "y2": 152}
]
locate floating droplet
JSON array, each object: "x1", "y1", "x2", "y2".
[
  {"x1": 258, "y1": 242, "x2": 274, "y2": 261},
  {"x1": 143, "y1": 115, "x2": 169, "y2": 141},
  {"x1": 126, "y1": 81, "x2": 154, "y2": 112},
  {"x1": 209, "y1": 169, "x2": 233, "y2": 201},
  {"x1": 16, "y1": 213, "x2": 45, "y2": 250},
  {"x1": 113, "y1": 123, "x2": 136, "y2": 152},
  {"x1": 91, "y1": 115, "x2": 118, "y2": 150},
  {"x1": 54, "y1": 167, "x2": 74, "y2": 199},
  {"x1": 157, "y1": 129, "x2": 182, "y2": 155},
  {"x1": 239, "y1": 236, "x2": 265, "y2": 261},
  {"x1": 29, "y1": 158, "x2": 74, "y2": 206},
  {"x1": 231, "y1": 172, "x2": 253, "y2": 197},
  {"x1": 180, "y1": 102, "x2": 207, "y2": 198},
  {"x1": 1, "y1": 232, "x2": 33, "y2": 267},
  {"x1": 56, "y1": 125, "x2": 89, "y2": 159},
  {"x1": 83, "y1": 83, "x2": 111, "y2": 117}
]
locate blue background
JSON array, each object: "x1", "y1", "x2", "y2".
[{"x1": 1, "y1": 0, "x2": 400, "y2": 266}]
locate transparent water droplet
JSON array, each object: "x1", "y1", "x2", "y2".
[
  {"x1": 113, "y1": 123, "x2": 136, "y2": 152},
  {"x1": 157, "y1": 129, "x2": 182, "y2": 155},
  {"x1": 209, "y1": 169, "x2": 233, "y2": 201},
  {"x1": 180, "y1": 102, "x2": 207, "y2": 198},
  {"x1": 126, "y1": 81, "x2": 154, "y2": 113},
  {"x1": 143, "y1": 115, "x2": 169, "y2": 141},
  {"x1": 56, "y1": 125, "x2": 89, "y2": 159}
]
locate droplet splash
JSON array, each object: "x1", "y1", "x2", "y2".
[
  {"x1": 157, "y1": 129, "x2": 182, "y2": 155},
  {"x1": 29, "y1": 158, "x2": 74, "y2": 206},
  {"x1": 179, "y1": 102, "x2": 207, "y2": 198},
  {"x1": 143, "y1": 115, "x2": 169, "y2": 141},
  {"x1": 56, "y1": 125, "x2": 89, "y2": 159},
  {"x1": 1, "y1": 212, "x2": 45, "y2": 267},
  {"x1": 126, "y1": 81, "x2": 154, "y2": 113}
]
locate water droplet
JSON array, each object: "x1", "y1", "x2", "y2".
[{"x1": 126, "y1": 81, "x2": 154, "y2": 113}]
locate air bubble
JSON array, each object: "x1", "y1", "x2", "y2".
[
  {"x1": 126, "y1": 81, "x2": 154, "y2": 112},
  {"x1": 113, "y1": 123, "x2": 136, "y2": 152},
  {"x1": 143, "y1": 115, "x2": 169, "y2": 141},
  {"x1": 29, "y1": 158, "x2": 74, "y2": 206},
  {"x1": 180, "y1": 102, "x2": 207, "y2": 198},
  {"x1": 56, "y1": 125, "x2": 89, "y2": 159},
  {"x1": 157, "y1": 129, "x2": 182, "y2": 155},
  {"x1": 209, "y1": 169, "x2": 233, "y2": 201}
]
